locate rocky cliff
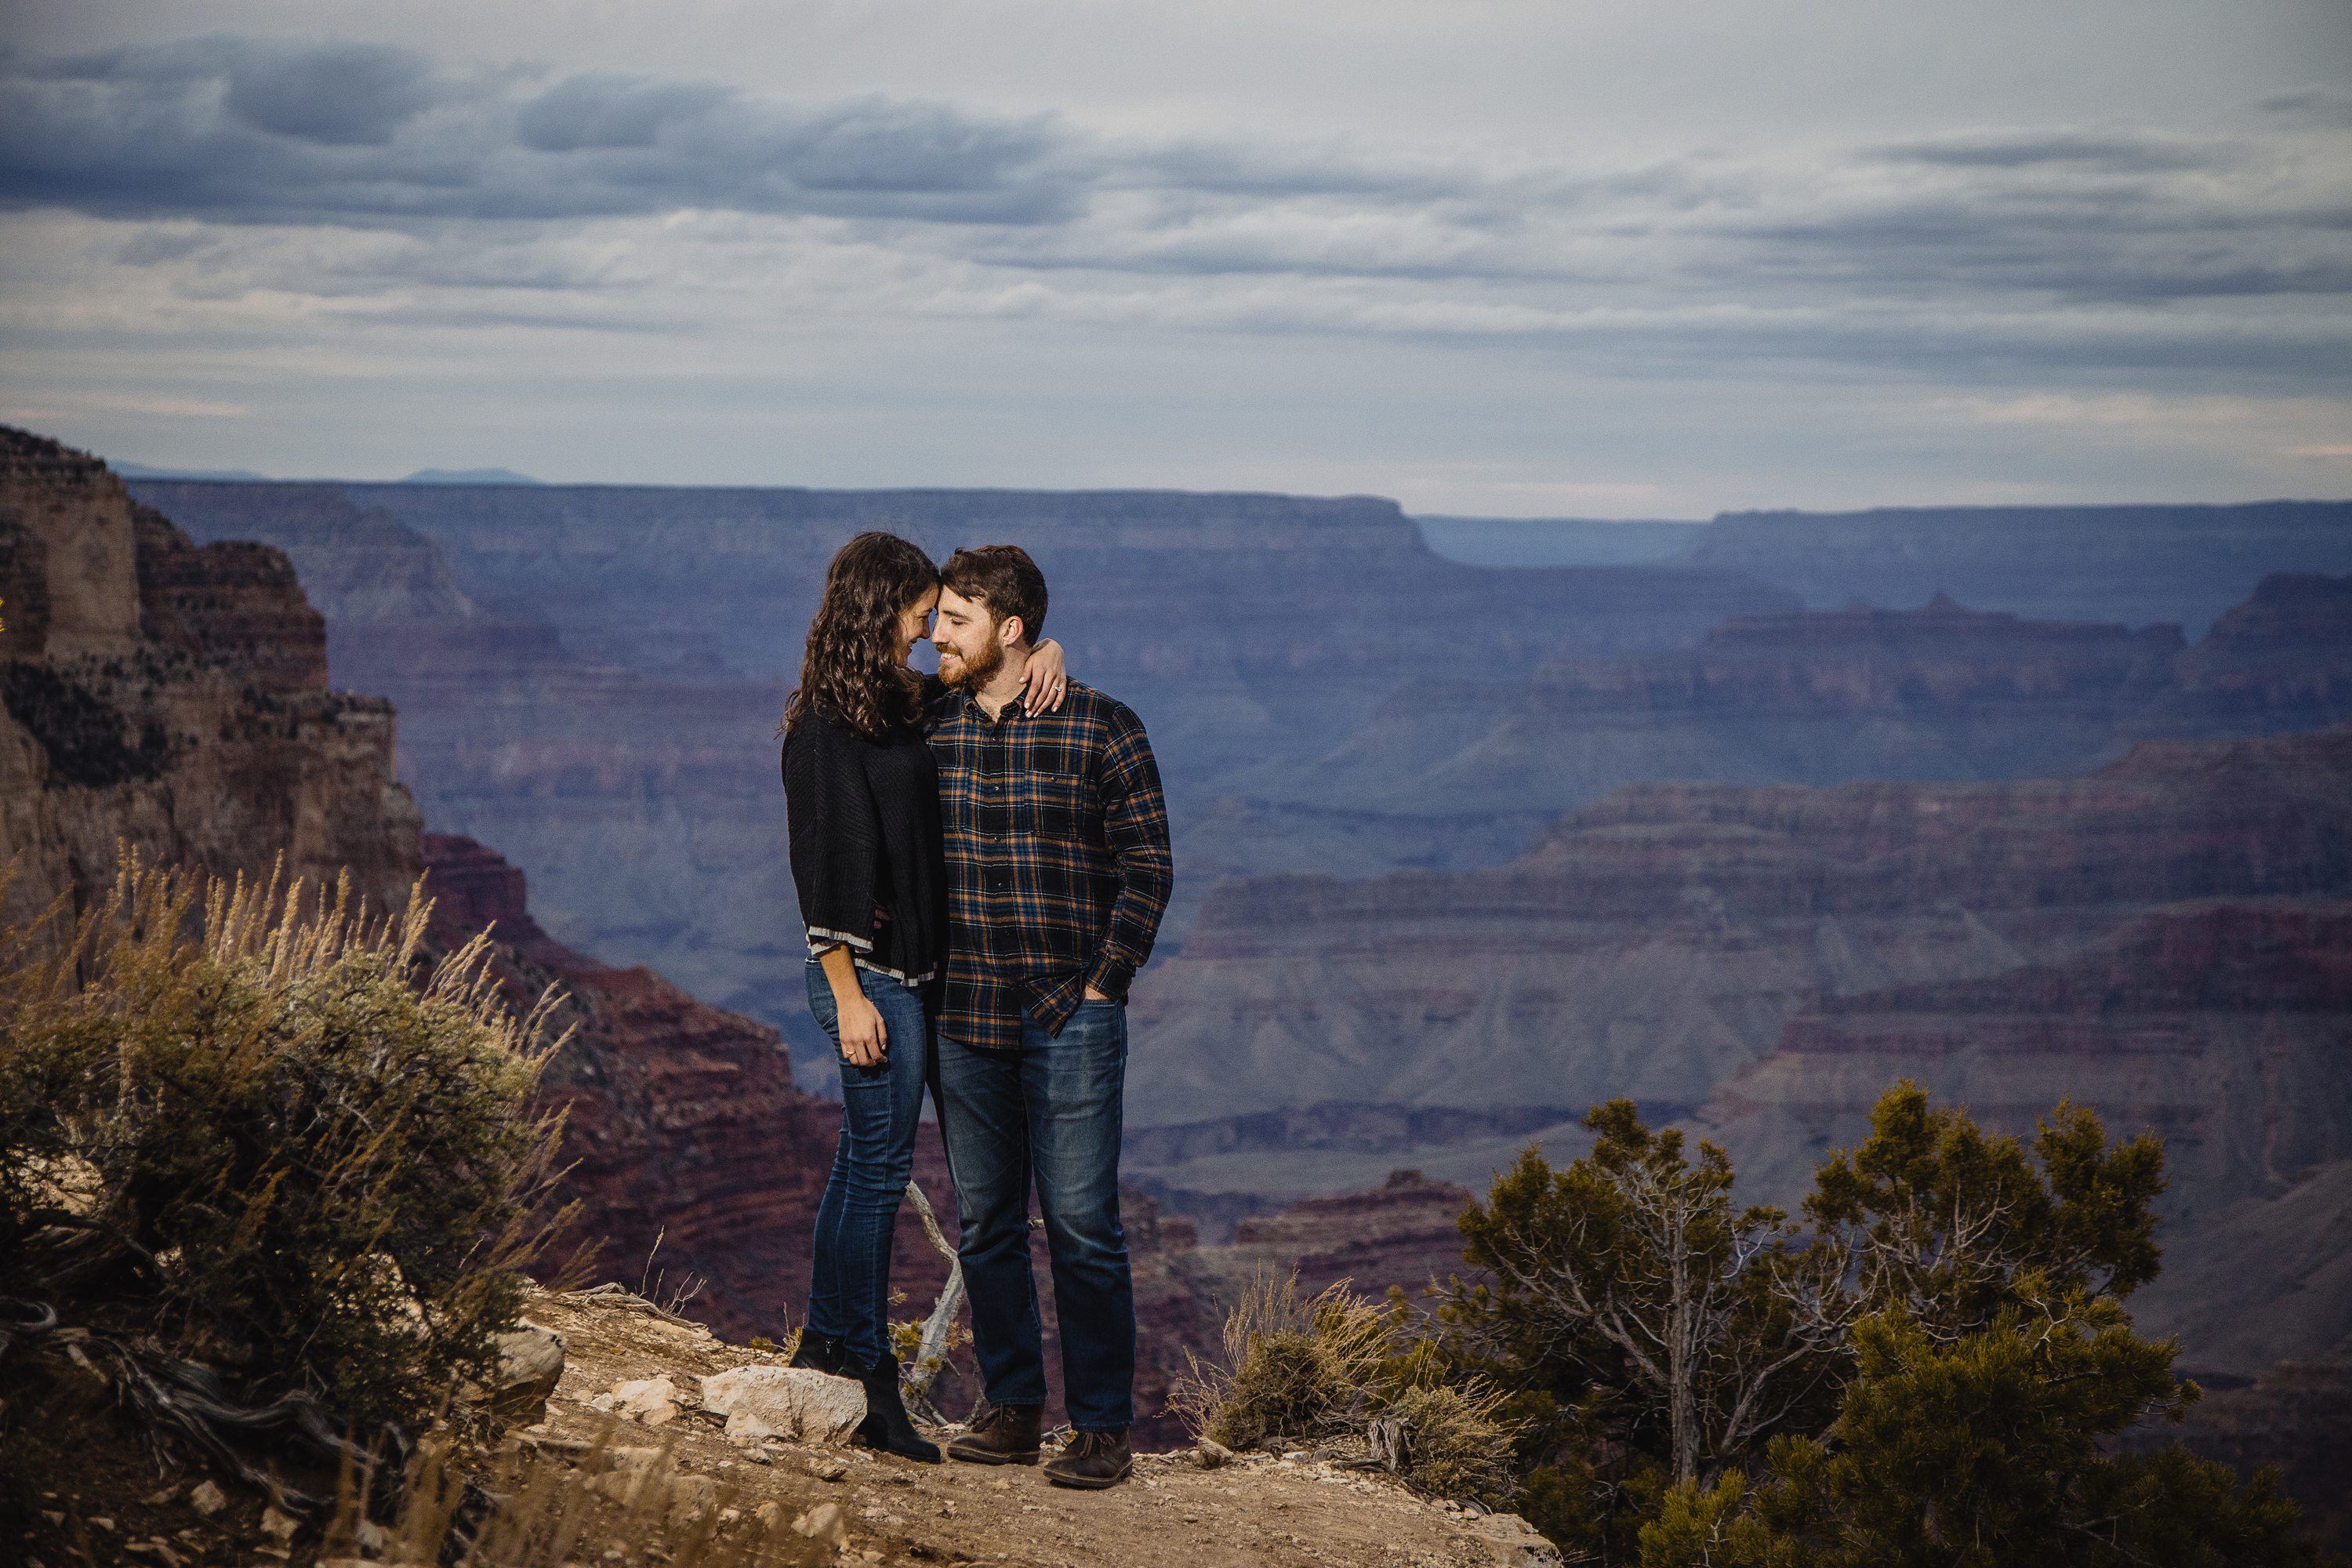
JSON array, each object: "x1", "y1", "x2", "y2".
[
  {"x1": 1251, "y1": 583, "x2": 2352, "y2": 827},
  {"x1": 0, "y1": 428, "x2": 420, "y2": 930},
  {"x1": 1691, "y1": 895, "x2": 2352, "y2": 1374},
  {"x1": 1171, "y1": 1170, "x2": 1481, "y2": 1316},
  {"x1": 1680, "y1": 499, "x2": 2352, "y2": 632},
  {"x1": 1130, "y1": 728, "x2": 2352, "y2": 1131}
]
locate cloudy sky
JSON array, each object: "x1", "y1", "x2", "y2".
[{"x1": 2, "y1": 1, "x2": 2348, "y2": 514}]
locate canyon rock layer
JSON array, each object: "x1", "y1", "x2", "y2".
[{"x1": 0, "y1": 428, "x2": 420, "y2": 928}]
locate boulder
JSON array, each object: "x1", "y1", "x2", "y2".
[
  {"x1": 592, "y1": 1374, "x2": 680, "y2": 1425},
  {"x1": 487, "y1": 1322, "x2": 565, "y2": 1418},
  {"x1": 699, "y1": 1364, "x2": 866, "y2": 1447}
]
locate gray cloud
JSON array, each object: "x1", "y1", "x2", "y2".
[
  {"x1": 2, "y1": 31, "x2": 2346, "y2": 394},
  {"x1": 2259, "y1": 85, "x2": 2352, "y2": 128},
  {"x1": 0, "y1": 36, "x2": 1079, "y2": 226},
  {"x1": 220, "y1": 39, "x2": 442, "y2": 146},
  {"x1": 1875, "y1": 128, "x2": 2227, "y2": 173}
]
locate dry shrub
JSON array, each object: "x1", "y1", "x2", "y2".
[
  {"x1": 0, "y1": 852, "x2": 575, "y2": 1457},
  {"x1": 1384, "y1": 1381, "x2": 1518, "y2": 1505},
  {"x1": 1171, "y1": 1272, "x2": 1392, "y2": 1450}
]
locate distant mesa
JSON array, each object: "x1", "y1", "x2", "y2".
[
  {"x1": 110, "y1": 459, "x2": 272, "y2": 481},
  {"x1": 399, "y1": 466, "x2": 546, "y2": 485}
]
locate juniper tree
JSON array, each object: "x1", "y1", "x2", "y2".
[{"x1": 1445, "y1": 1102, "x2": 1845, "y2": 1490}]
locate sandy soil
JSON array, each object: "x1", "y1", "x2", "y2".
[{"x1": 522, "y1": 1287, "x2": 1559, "y2": 1568}]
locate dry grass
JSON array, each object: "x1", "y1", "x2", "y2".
[
  {"x1": 1383, "y1": 1381, "x2": 1518, "y2": 1505},
  {"x1": 1172, "y1": 1272, "x2": 1521, "y2": 1505},
  {"x1": 1171, "y1": 1272, "x2": 1393, "y2": 1452}
]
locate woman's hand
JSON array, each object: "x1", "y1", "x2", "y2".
[
  {"x1": 836, "y1": 989, "x2": 889, "y2": 1068},
  {"x1": 1025, "y1": 637, "x2": 1069, "y2": 712},
  {"x1": 818, "y1": 944, "x2": 887, "y2": 1067}
]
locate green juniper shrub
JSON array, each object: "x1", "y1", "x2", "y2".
[
  {"x1": 1638, "y1": 1298, "x2": 2321, "y2": 1568},
  {"x1": 0, "y1": 855, "x2": 575, "y2": 1462},
  {"x1": 1403, "y1": 1086, "x2": 2325, "y2": 1566}
]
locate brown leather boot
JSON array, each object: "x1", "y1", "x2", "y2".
[
  {"x1": 1043, "y1": 1428, "x2": 1132, "y2": 1490},
  {"x1": 946, "y1": 1401, "x2": 1044, "y2": 1465}
]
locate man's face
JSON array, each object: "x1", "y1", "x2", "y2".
[{"x1": 932, "y1": 586, "x2": 1012, "y2": 689}]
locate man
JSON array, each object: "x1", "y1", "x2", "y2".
[{"x1": 924, "y1": 544, "x2": 1173, "y2": 1490}]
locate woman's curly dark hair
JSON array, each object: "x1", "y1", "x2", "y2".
[{"x1": 782, "y1": 531, "x2": 938, "y2": 739}]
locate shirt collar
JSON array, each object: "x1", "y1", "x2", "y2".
[{"x1": 960, "y1": 686, "x2": 1029, "y2": 724}]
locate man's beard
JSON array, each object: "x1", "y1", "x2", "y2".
[{"x1": 940, "y1": 636, "x2": 1003, "y2": 691}]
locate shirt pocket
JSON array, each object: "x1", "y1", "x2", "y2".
[{"x1": 1024, "y1": 771, "x2": 1092, "y2": 842}]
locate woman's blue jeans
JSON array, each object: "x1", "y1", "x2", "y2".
[{"x1": 803, "y1": 960, "x2": 931, "y2": 1368}]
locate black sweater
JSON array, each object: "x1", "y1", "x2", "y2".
[{"x1": 781, "y1": 710, "x2": 948, "y2": 989}]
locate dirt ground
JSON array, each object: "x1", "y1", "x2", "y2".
[
  {"x1": 11, "y1": 1285, "x2": 1557, "y2": 1568},
  {"x1": 521, "y1": 1287, "x2": 1560, "y2": 1568}
]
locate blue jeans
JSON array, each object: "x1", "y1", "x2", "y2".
[
  {"x1": 934, "y1": 1000, "x2": 1134, "y2": 1432},
  {"x1": 804, "y1": 960, "x2": 932, "y2": 1367}
]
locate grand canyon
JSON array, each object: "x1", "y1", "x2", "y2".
[{"x1": 9, "y1": 426, "x2": 2350, "y2": 1534}]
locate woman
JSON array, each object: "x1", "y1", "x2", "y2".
[{"x1": 779, "y1": 530, "x2": 1064, "y2": 1461}]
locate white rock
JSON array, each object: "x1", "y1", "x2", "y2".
[
  {"x1": 699, "y1": 1364, "x2": 865, "y2": 1447},
  {"x1": 258, "y1": 1504, "x2": 299, "y2": 1544},
  {"x1": 488, "y1": 1322, "x2": 566, "y2": 1415},
  {"x1": 789, "y1": 1501, "x2": 850, "y2": 1547},
  {"x1": 606, "y1": 1374, "x2": 680, "y2": 1424},
  {"x1": 187, "y1": 1481, "x2": 227, "y2": 1517}
]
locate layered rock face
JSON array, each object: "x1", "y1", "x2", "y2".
[
  {"x1": 0, "y1": 428, "x2": 420, "y2": 929},
  {"x1": 1251, "y1": 585, "x2": 2352, "y2": 828},
  {"x1": 1681, "y1": 500, "x2": 2352, "y2": 633},
  {"x1": 1171, "y1": 1170, "x2": 1480, "y2": 1316},
  {"x1": 1694, "y1": 896, "x2": 2352, "y2": 1375},
  {"x1": 1130, "y1": 728, "x2": 2352, "y2": 1130}
]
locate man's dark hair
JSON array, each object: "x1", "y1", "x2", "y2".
[{"x1": 940, "y1": 545, "x2": 1048, "y2": 645}]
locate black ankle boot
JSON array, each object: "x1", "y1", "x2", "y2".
[
  {"x1": 855, "y1": 1352, "x2": 942, "y2": 1464},
  {"x1": 789, "y1": 1327, "x2": 849, "y2": 1377}
]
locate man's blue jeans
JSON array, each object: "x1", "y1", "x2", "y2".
[
  {"x1": 934, "y1": 1000, "x2": 1134, "y2": 1432},
  {"x1": 803, "y1": 960, "x2": 932, "y2": 1367}
]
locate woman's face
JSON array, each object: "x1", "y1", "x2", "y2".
[{"x1": 895, "y1": 586, "x2": 941, "y2": 665}]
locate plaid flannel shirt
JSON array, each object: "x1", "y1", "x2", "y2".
[{"x1": 927, "y1": 677, "x2": 1174, "y2": 1050}]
